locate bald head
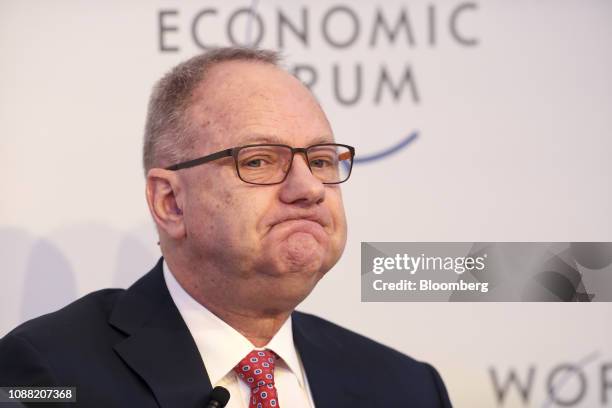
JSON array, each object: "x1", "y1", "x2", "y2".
[
  {"x1": 142, "y1": 48, "x2": 282, "y2": 175},
  {"x1": 184, "y1": 59, "x2": 332, "y2": 155}
]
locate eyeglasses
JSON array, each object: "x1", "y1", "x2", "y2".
[{"x1": 166, "y1": 143, "x2": 355, "y2": 185}]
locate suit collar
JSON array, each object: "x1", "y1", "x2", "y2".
[
  {"x1": 163, "y1": 260, "x2": 307, "y2": 390},
  {"x1": 292, "y1": 311, "x2": 372, "y2": 407},
  {"x1": 108, "y1": 258, "x2": 369, "y2": 407},
  {"x1": 109, "y1": 258, "x2": 213, "y2": 408}
]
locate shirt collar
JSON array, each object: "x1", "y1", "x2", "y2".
[{"x1": 162, "y1": 260, "x2": 307, "y2": 388}]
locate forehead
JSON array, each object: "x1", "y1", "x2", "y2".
[{"x1": 187, "y1": 60, "x2": 334, "y2": 150}]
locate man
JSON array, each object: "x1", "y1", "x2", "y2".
[{"x1": 0, "y1": 47, "x2": 452, "y2": 407}]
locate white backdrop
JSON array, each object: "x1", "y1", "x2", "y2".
[{"x1": 1, "y1": 1, "x2": 612, "y2": 406}]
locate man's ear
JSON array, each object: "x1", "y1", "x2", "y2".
[{"x1": 145, "y1": 168, "x2": 186, "y2": 240}]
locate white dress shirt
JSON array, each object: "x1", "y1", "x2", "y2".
[{"x1": 163, "y1": 261, "x2": 315, "y2": 408}]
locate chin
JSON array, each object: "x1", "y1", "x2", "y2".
[
  {"x1": 253, "y1": 254, "x2": 334, "y2": 312},
  {"x1": 276, "y1": 256, "x2": 325, "y2": 277},
  {"x1": 274, "y1": 232, "x2": 328, "y2": 269}
]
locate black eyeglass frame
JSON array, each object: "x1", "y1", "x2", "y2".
[{"x1": 165, "y1": 143, "x2": 355, "y2": 185}]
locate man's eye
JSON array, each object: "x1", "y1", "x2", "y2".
[
  {"x1": 245, "y1": 159, "x2": 263, "y2": 168},
  {"x1": 242, "y1": 157, "x2": 272, "y2": 168},
  {"x1": 310, "y1": 158, "x2": 332, "y2": 168}
]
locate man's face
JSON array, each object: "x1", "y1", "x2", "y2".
[{"x1": 176, "y1": 60, "x2": 347, "y2": 312}]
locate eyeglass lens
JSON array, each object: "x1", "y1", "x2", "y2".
[{"x1": 235, "y1": 144, "x2": 352, "y2": 184}]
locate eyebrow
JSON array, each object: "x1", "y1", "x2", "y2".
[{"x1": 241, "y1": 133, "x2": 335, "y2": 146}]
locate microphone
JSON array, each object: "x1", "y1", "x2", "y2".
[{"x1": 206, "y1": 386, "x2": 230, "y2": 408}]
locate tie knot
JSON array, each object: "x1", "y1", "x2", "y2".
[{"x1": 233, "y1": 349, "x2": 277, "y2": 389}]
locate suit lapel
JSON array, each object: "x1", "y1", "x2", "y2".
[
  {"x1": 292, "y1": 312, "x2": 371, "y2": 408},
  {"x1": 109, "y1": 259, "x2": 212, "y2": 408},
  {"x1": 108, "y1": 260, "x2": 370, "y2": 407}
]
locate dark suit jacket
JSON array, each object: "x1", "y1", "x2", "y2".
[{"x1": 0, "y1": 259, "x2": 452, "y2": 407}]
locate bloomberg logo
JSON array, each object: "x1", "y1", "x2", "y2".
[{"x1": 156, "y1": 2, "x2": 479, "y2": 163}]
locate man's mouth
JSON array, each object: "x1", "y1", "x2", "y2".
[{"x1": 269, "y1": 214, "x2": 329, "y2": 240}]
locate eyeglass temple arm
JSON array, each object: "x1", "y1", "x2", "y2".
[
  {"x1": 166, "y1": 148, "x2": 233, "y2": 171},
  {"x1": 338, "y1": 150, "x2": 353, "y2": 161}
]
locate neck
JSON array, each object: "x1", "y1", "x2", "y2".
[
  {"x1": 164, "y1": 252, "x2": 294, "y2": 347},
  {"x1": 201, "y1": 301, "x2": 291, "y2": 347}
]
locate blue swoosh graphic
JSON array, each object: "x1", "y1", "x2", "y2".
[{"x1": 354, "y1": 131, "x2": 419, "y2": 164}]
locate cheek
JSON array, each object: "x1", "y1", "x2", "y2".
[
  {"x1": 333, "y1": 214, "x2": 348, "y2": 257},
  {"x1": 185, "y1": 180, "x2": 240, "y2": 243},
  {"x1": 214, "y1": 186, "x2": 274, "y2": 244},
  {"x1": 328, "y1": 192, "x2": 348, "y2": 241}
]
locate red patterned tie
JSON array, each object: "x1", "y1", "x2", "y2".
[{"x1": 234, "y1": 349, "x2": 280, "y2": 408}]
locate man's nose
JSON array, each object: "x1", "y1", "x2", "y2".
[{"x1": 278, "y1": 154, "x2": 325, "y2": 206}]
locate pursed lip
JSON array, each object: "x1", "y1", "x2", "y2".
[
  {"x1": 264, "y1": 211, "x2": 333, "y2": 245},
  {"x1": 267, "y1": 209, "x2": 334, "y2": 236},
  {"x1": 270, "y1": 213, "x2": 329, "y2": 229},
  {"x1": 269, "y1": 217, "x2": 329, "y2": 242}
]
